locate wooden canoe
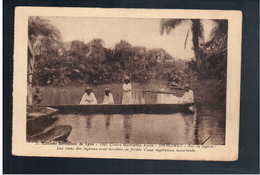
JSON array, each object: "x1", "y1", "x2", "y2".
[
  {"x1": 27, "y1": 107, "x2": 59, "y2": 136},
  {"x1": 143, "y1": 88, "x2": 184, "y2": 94},
  {"x1": 27, "y1": 107, "x2": 59, "y2": 119},
  {"x1": 28, "y1": 125, "x2": 72, "y2": 142},
  {"x1": 47, "y1": 103, "x2": 195, "y2": 114}
]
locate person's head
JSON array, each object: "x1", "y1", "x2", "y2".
[
  {"x1": 104, "y1": 88, "x2": 110, "y2": 96},
  {"x1": 184, "y1": 84, "x2": 190, "y2": 92},
  {"x1": 124, "y1": 76, "x2": 130, "y2": 84},
  {"x1": 169, "y1": 82, "x2": 177, "y2": 89},
  {"x1": 85, "y1": 87, "x2": 92, "y2": 95},
  {"x1": 36, "y1": 86, "x2": 41, "y2": 92}
]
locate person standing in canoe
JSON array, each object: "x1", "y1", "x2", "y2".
[
  {"x1": 122, "y1": 76, "x2": 133, "y2": 104},
  {"x1": 102, "y1": 88, "x2": 114, "y2": 104},
  {"x1": 178, "y1": 84, "x2": 194, "y2": 104},
  {"x1": 80, "y1": 87, "x2": 97, "y2": 105}
]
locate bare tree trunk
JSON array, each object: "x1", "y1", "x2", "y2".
[
  {"x1": 28, "y1": 39, "x2": 35, "y2": 107},
  {"x1": 191, "y1": 19, "x2": 202, "y2": 79},
  {"x1": 191, "y1": 19, "x2": 200, "y2": 60}
]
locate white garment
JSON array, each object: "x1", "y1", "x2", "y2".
[
  {"x1": 79, "y1": 92, "x2": 97, "y2": 105},
  {"x1": 102, "y1": 93, "x2": 114, "y2": 104},
  {"x1": 179, "y1": 90, "x2": 194, "y2": 104},
  {"x1": 122, "y1": 83, "x2": 133, "y2": 104}
]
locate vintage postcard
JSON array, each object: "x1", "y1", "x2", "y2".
[{"x1": 13, "y1": 7, "x2": 242, "y2": 160}]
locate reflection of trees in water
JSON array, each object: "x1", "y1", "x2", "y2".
[
  {"x1": 123, "y1": 114, "x2": 133, "y2": 140},
  {"x1": 179, "y1": 111, "x2": 197, "y2": 144},
  {"x1": 193, "y1": 111, "x2": 200, "y2": 145},
  {"x1": 86, "y1": 115, "x2": 93, "y2": 128},
  {"x1": 193, "y1": 107, "x2": 226, "y2": 145},
  {"x1": 105, "y1": 114, "x2": 113, "y2": 128}
]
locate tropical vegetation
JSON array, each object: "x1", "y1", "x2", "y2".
[
  {"x1": 28, "y1": 17, "x2": 228, "y2": 106},
  {"x1": 160, "y1": 19, "x2": 228, "y2": 106}
]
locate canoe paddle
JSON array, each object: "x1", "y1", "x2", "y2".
[{"x1": 143, "y1": 88, "x2": 184, "y2": 94}]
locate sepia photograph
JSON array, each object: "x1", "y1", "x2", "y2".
[
  {"x1": 13, "y1": 8, "x2": 241, "y2": 160},
  {"x1": 26, "y1": 16, "x2": 227, "y2": 145}
]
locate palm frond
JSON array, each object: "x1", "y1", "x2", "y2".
[
  {"x1": 160, "y1": 19, "x2": 185, "y2": 35},
  {"x1": 28, "y1": 16, "x2": 62, "y2": 42},
  {"x1": 208, "y1": 20, "x2": 228, "y2": 40}
]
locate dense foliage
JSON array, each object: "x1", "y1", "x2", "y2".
[
  {"x1": 28, "y1": 17, "x2": 228, "y2": 106},
  {"x1": 33, "y1": 39, "x2": 189, "y2": 85},
  {"x1": 161, "y1": 19, "x2": 228, "y2": 106},
  {"x1": 29, "y1": 17, "x2": 193, "y2": 86}
]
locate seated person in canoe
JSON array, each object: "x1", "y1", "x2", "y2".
[
  {"x1": 79, "y1": 87, "x2": 97, "y2": 105},
  {"x1": 178, "y1": 84, "x2": 194, "y2": 104},
  {"x1": 102, "y1": 88, "x2": 114, "y2": 104}
]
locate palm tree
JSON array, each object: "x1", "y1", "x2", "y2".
[
  {"x1": 27, "y1": 16, "x2": 62, "y2": 106},
  {"x1": 160, "y1": 19, "x2": 228, "y2": 80},
  {"x1": 202, "y1": 20, "x2": 228, "y2": 79},
  {"x1": 160, "y1": 19, "x2": 203, "y2": 65},
  {"x1": 114, "y1": 40, "x2": 133, "y2": 73},
  {"x1": 28, "y1": 17, "x2": 62, "y2": 56},
  {"x1": 87, "y1": 38, "x2": 105, "y2": 62},
  {"x1": 132, "y1": 46, "x2": 147, "y2": 69},
  {"x1": 69, "y1": 40, "x2": 89, "y2": 60}
]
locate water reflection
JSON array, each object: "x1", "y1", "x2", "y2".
[
  {"x1": 178, "y1": 111, "x2": 196, "y2": 145},
  {"x1": 105, "y1": 114, "x2": 113, "y2": 127},
  {"x1": 123, "y1": 114, "x2": 133, "y2": 140},
  {"x1": 86, "y1": 115, "x2": 92, "y2": 128},
  {"x1": 193, "y1": 111, "x2": 200, "y2": 145},
  {"x1": 50, "y1": 107, "x2": 225, "y2": 145}
]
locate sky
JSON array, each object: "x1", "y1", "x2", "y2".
[{"x1": 43, "y1": 17, "x2": 215, "y2": 60}]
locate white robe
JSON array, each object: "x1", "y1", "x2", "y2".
[
  {"x1": 122, "y1": 83, "x2": 133, "y2": 104},
  {"x1": 79, "y1": 92, "x2": 97, "y2": 105},
  {"x1": 179, "y1": 90, "x2": 194, "y2": 104},
  {"x1": 102, "y1": 93, "x2": 114, "y2": 104}
]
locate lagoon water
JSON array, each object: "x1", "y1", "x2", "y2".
[
  {"x1": 38, "y1": 82, "x2": 225, "y2": 145},
  {"x1": 47, "y1": 107, "x2": 225, "y2": 145}
]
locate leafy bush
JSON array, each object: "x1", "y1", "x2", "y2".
[{"x1": 192, "y1": 79, "x2": 226, "y2": 107}]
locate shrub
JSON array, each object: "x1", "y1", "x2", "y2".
[{"x1": 192, "y1": 79, "x2": 226, "y2": 107}]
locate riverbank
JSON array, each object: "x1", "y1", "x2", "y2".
[
  {"x1": 192, "y1": 79, "x2": 226, "y2": 107},
  {"x1": 36, "y1": 79, "x2": 225, "y2": 107}
]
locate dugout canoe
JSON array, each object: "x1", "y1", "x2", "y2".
[
  {"x1": 28, "y1": 125, "x2": 72, "y2": 142},
  {"x1": 27, "y1": 107, "x2": 59, "y2": 136},
  {"x1": 27, "y1": 107, "x2": 59, "y2": 119},
  {"x1": 47, "y1": 103, "x2": 195, "y2": 114}
]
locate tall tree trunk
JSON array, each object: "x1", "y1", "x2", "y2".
[
  {"x1": 28, "y1": 39, "x2": 35, "y2": 107},
  {"x1": 191, "y1": 19, "x2": 202, "y2": 79}
]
